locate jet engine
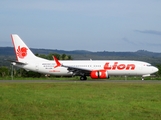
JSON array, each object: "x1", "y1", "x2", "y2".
[{"x1": 90, "y1": 70, "x2": 109, "y2": 79}]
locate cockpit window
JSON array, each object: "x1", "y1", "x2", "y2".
[{"x1": 147, "y1": 64, "x2": 152, "y2": 67}]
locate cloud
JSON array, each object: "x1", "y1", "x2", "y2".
[
  {"x1": 134, "y1": 30, "x2": 161, "y2": 36},
  {"x1": 144, "y1": 42, "x2": 161, "y2": 47},
  {"x1": 1, "y1": 1, "x2": 105, "y2": 12},
  {"x1": 122, "y1": 38, "x2": 137, "y2": 45}
]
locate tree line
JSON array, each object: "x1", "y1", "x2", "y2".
[
  {"x1": 0, "y1": 53, "x2": 161, "y2": 78},
  {"x1": 35, "y1": 53, "x2": 72, "y2": 60}
]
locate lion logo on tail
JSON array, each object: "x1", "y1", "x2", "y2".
[{"x1": 17, "y1": 46, "x2": 28, "y2": 59}]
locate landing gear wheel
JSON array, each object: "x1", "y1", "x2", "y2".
[{"x1": 80, "y1": 76, "x2": 87, "y2": 81}]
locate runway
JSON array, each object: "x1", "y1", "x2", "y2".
[{"x1": 0, "y1": 80, "x2": 161, "y2": 83}]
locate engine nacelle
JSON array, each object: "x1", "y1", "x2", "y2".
[{"x1": 90, "y1": 70, "x2": 109, "y2": 79}]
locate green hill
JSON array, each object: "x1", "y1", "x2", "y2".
[{"x1": 0, "y1": 47, "x2": 161, "y2": 66}]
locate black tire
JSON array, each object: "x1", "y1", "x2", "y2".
[{"x1": 80, "y1": 76, "x2": 87, "y2": 81}]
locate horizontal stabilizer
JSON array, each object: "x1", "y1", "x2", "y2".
[{"x1": 5, "y1": 59, "x2": 27, "y2": 65}]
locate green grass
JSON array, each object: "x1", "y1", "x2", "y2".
[{"x1": 0, "y1": 83, "x2": 161, "y2": 120}]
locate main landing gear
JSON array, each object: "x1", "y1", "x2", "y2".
[{"x1": 80, "y1": 75, "x2": 87, "y2": 80}]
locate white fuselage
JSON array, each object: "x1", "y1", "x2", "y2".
[
  {"x1": 11, "y1": 34, "x2": 159, "y2": 80},
  {"x1": 15, "y1": 59, "x2": 158, "y2": 77}
]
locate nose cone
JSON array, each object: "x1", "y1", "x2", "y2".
[{"x1": 153, "y1": 67, "x2": 159, "y2": 73}]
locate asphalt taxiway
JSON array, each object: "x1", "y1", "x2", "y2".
[{"x1": 0, "y1": 80, "x2": 161, "y2": 83}]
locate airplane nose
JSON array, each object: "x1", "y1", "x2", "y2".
[{"x1": 153, "y1": 67, "x2": 159, "y2": 73}]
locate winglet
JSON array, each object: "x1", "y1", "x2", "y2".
[{"x1": 53, "y1": 56, "x2": 61, "y2": 68}]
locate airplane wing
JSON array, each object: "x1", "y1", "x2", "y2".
[{"x1": 53, "y1": 56, "x2": 92, "y2": 76}]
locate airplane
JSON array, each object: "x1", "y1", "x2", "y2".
[{"x1": 10, "y1": 34, "x2": 158, "y2": 80}]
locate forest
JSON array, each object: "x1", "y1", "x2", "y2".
[{"x1": 0, "y1": 47, "x2": 161, "y2": 78}]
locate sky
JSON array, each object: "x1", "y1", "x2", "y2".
[{"x1": 1, "y1": 0, "x2": 161, "y2": 52}]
